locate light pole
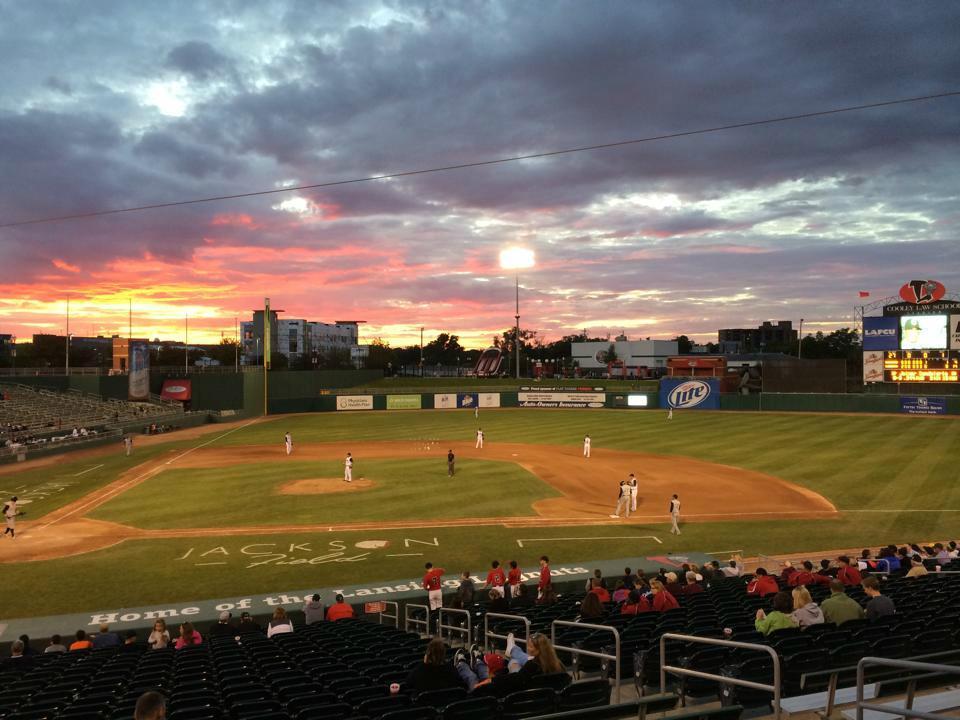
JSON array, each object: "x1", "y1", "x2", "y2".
[
  {"x1": 499, "y1": 247, "x2": 535, "y2": 379},
  {"x1": 420, "y1": 327, "x2": 424, "y2": 377},
  {"x1": 798, "y1": 318, "x2": 804, "y2": 359},
  {"x1": 65, "y1": 297, "x2": 70, "y2": 375}
]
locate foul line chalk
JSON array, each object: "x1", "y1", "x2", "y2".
[
  {"x1": 516, "y1": 535, "x2": 662, "y2": 548},
  {"x1": 73, "y1": 464, "x2": 104, "y2": 477},
  {"x1": 32, "y1": 418, "x2": 260, "y2": 533}
]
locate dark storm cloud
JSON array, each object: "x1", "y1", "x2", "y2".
[
  {"x1": 134, "y1": 130, "x2": 244, "y2": 179},
  {"x1": 165, "y1": 41, "x2": 231, "y2": 81}
]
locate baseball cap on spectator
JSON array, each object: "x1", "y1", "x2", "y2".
[{"x1": 484, "y1": 653, "x2": 506, "y2": 674}]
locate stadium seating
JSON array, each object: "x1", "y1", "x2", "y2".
[
  {"x1": 4, "y1": 560, "x2": 960, "y2": 719},
  {"x1": 0, "y1": 384, "x2": 180, "y2": 432}
]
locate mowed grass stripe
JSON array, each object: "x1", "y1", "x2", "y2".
[{"x1": 88, "y1": 458, "x2": 559, "y2": 529}]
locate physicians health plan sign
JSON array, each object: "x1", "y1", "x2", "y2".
[
  {"x1": 660, "y1": 378, "x2": 720, "y2": 410},
  {"x1": 336, "y1": 395, "x2": 374, "y2": 411},
  {"x1": 517, "y1": 391, "x2": 605, "y2": 408}
]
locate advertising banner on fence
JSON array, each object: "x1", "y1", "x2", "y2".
[
  {"x1": 386, "y1": 394, "x2": 421, "y2": 410},
  {"x1": 659, "y1": 378, "x2": 719, "y2": 410},
  {"x1": 863, "y1": 317, "x2": 900, "y2": 351},
  {"x1": 433, "y1": 393, "x2": 457, "y2": 409},
  {"x1": 952, "y1": 316, "x2": 960, "y2": 350},
  {"x1": 128, "y1": 342, "x2": 150, "y2": 401},
  {"x1": 517, "y1": 391, "x2": 605, "y2": 408},
  {"x1": 610, "y1": 394, "x2": 650, "y2": 408},
  {"x1": 457, "y1": 393, "x2": 477, "y2": 409},
  {"x1": 863, "y1": 351, "x2": 884, "y2": 384},
  {"x1": 478, "y1": 392, "x2": 501, "y2": 408},
  {"x1": 160, "y1": 379, "x2": 191, "y2": 402},
  {"x1": 900, "y1": 396, "x2": 946, "y2": 415},
  {"x1": 336, "y1": 395, "x2": 373, "y2": 411}
]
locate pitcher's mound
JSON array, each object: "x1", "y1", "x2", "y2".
[{"x1": 278, "y1": 478, "x2": 375, "y2": 494}]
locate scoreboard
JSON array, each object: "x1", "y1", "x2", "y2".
[{"x1": 884, "y1": 350, "x2": 960, "y2": 382}]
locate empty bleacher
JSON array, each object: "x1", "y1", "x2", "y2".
[{"x1": 0, "y1": 384, "x2": 183, "y2": 436}]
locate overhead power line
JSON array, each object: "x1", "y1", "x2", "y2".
[{"x1": 2, "y1": 90, "x2": 958, "y2": 229}]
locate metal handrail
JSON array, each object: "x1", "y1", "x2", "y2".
[
  {"x1": 552, "y1": 620, "x2": 621, "y2": 704},
  {"x1": 404, "y1": 603, "x2": 430, "y2": 635},
  {"x1": 377, "y1": 601, "x2": 399, "y2": 629},
  {"x1": 484, "y1": 612, "x2": 531, "y2": 650},
  {"x1": 438, "y1": 607, "x2": 472, "y2": 646},
  {"x1": 856, "y1": 656, "x2": 960, "y2": 720},
  {"x1": 799, "y1": 647, "x2": 960, "y2": 718},
  {"x1": 659, "y1": 633, "x2": 782, "y2": 720}
]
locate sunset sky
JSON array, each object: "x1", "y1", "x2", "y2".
[{"x1": 1, "y1": 2, "x2": 958, "y2": 349}]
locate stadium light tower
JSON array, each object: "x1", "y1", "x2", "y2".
[{"x1": 499, "y1": 247, "x2": 535, "y2": 379}]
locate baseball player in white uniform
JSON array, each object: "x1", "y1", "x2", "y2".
[
  {"x1": 3, "y1": 496, "x2": 19, "y2": 538},
  {"x1": 474, "y1": 405, "x2": 479, "y2": 419},
  {"x1": 583, "y1": 435, "x2": 591, "y2": 458},
  {"x1": 123, "y1": 435, "x2": 133, "y2": 457},
  {"x1": 629, "y1": 474, "x2": 638, "y2": 512},
  {"x1": 669, "y1": 494, "x2": 681, "y2": 534},
  {"x1": 284, "y1": 432, "x2": 293, "y2": 456},
  {"x1": 610, "y1": 481, "x2": 631, "y2": 519},
  {"x1": 475, "y1": 428, "x2": 484, "y2": 449},
  {"x1": 344, "y1": 453, "x2": 353, "y2": 482},
  {"x1": 667, "y1": 407, "x2": 673, "y2": 420}
]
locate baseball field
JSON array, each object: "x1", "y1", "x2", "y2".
[{"x1": 1, "y1": 406, "x2": 958, "y2": 620}]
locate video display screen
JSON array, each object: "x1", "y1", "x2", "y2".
[{"x1": 900, "y1": 315, "x2": 947, "y2": 350}]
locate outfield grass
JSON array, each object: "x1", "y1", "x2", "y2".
[
  {"x1": 89, "y1": 458, "x2": 558, "y2": 528},
  {"x1": 5, "y1": 408, "x2": 960, "y2": 619},
  {"x1": 217, "y1": 409, "x2": 960, "y2": 511}
]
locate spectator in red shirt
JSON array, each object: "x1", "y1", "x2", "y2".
[
  {"x1": 789, "y1": 561, "x2": 830, "y2": 587},
  {"x1": 747, "y1": 567, "x2": 780, "y2": 597},
  {"x1": 326, "y1": 593, "x2": 355, "y2": 621},
  {"x1": 423, "y1": 562, "x2": 445, "y2": 605},
  {"x1": 649, "y1": 580, "x2": 679, "y2": 611},
  {"x1": 537, "y1": 556, "x2": 551, "y2": 601},
  {"x1": 681, "y1": 571, "x2": 704, "y2": 596},
  {"x1": 664, "y1": 572, "x2": 683, "y2": 597},
  {"x1": 589, "y1": 578, "x2": 611, "y2": 603},
  {"x1": 836, "y1": 556, "x2": 862, "y2": 586},
  {"x1": 486, "y1": 560, "x2": 507, "y2": 597},
  {"x1": 620, "y1": 590, "x2": 652, "y2": 615},
  {"x1": 507, "y1": 560, "x2": 523, "y2": 598}
]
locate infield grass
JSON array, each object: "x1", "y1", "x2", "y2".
[{"x1": 89, "y1": 458, "x2": 558, "y2": 528}]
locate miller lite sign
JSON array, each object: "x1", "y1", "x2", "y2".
[{"x1": 660, "y1": 378, "x2": 720, "y2": 410}]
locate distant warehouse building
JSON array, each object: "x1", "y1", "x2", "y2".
[{"x1": 571, "y1": 339, "x2": 678, "y2": 376}]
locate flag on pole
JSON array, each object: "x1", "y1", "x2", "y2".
[{"x1": 858, "y1": 291, "x2": 870, "y2": 298}]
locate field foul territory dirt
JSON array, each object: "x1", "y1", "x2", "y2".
[{"x1": 0, "y1": 430, "x2": 836, "y2": 563}]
